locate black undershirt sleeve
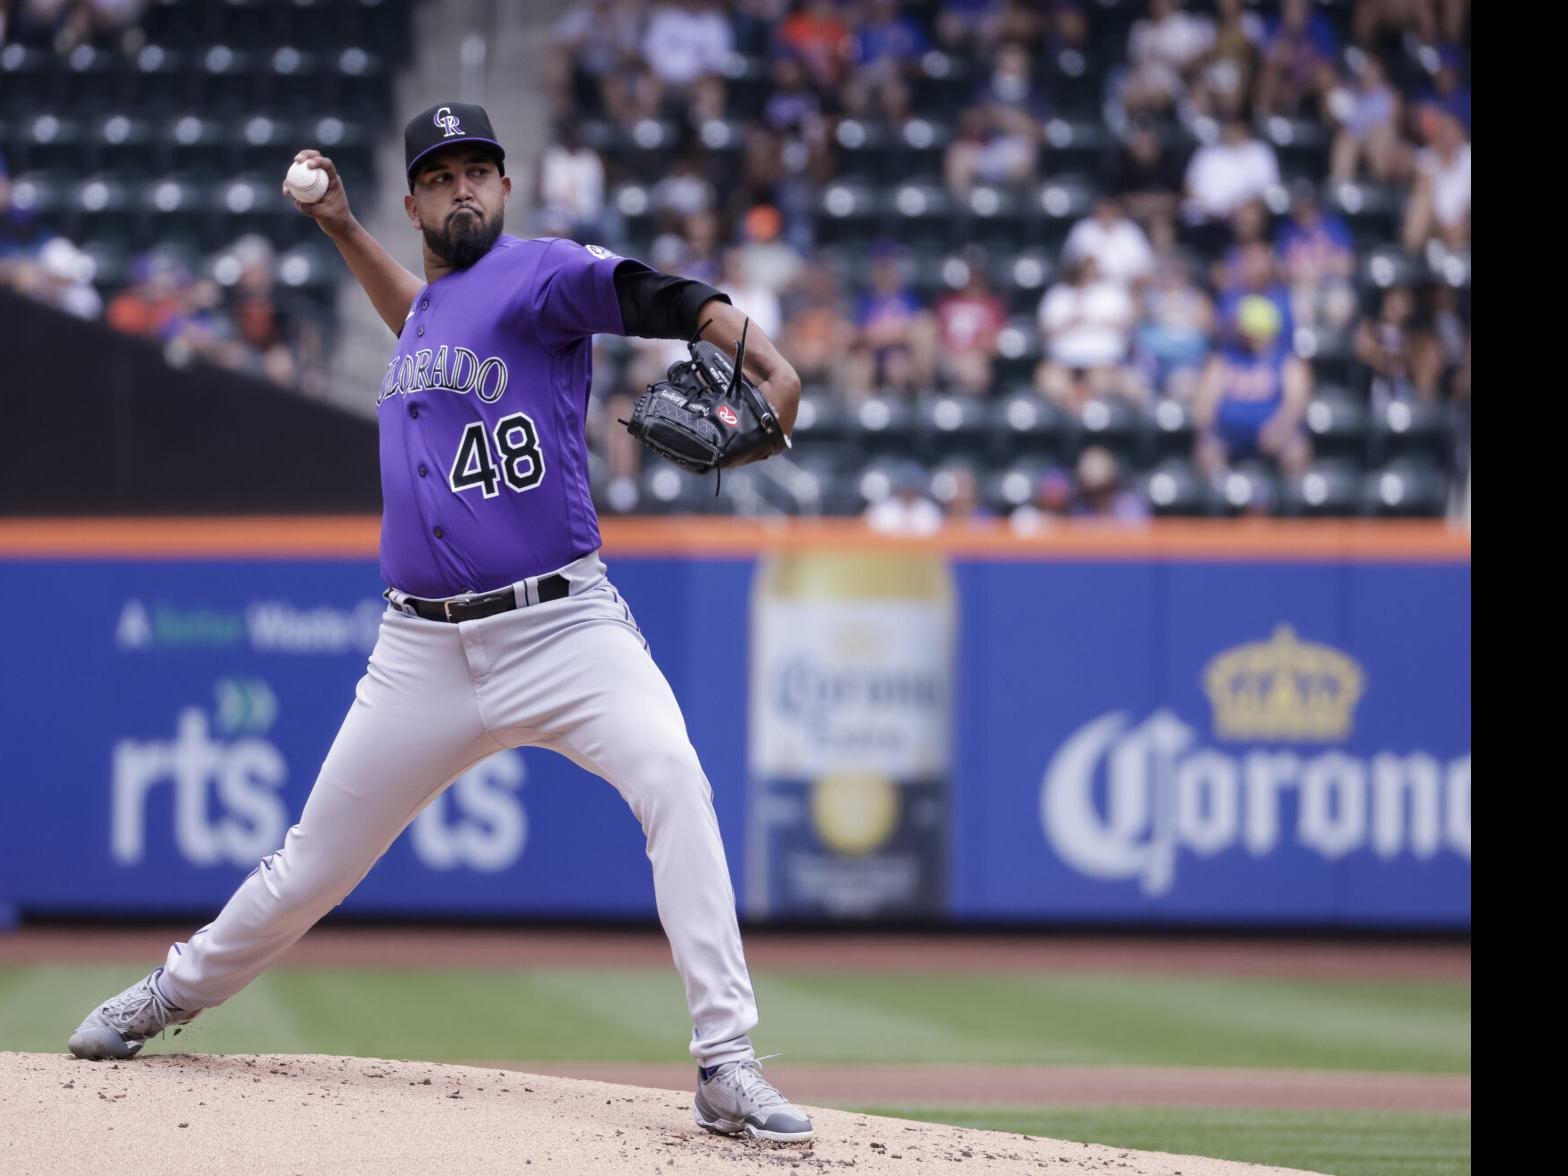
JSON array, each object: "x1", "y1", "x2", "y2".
[{"x1": 612, "y1": 261, "x2": 731, "y2": 341}]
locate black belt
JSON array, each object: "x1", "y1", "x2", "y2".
[{"x1": 396, "y1": 573, "x2": 570, "y2": 623}]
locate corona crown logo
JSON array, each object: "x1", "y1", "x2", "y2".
[{"x1": 1203, "y1": 625, "x2": 1365, "y2": 742}]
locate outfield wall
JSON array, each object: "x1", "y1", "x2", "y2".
[{"x1": 0, "y1": 519, "x2": 1471, "y2": 929}]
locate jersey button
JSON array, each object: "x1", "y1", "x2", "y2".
[
  {"x1": 418, "y1": 464, "x2": 428, "y2": 477},
  {"x1": 408, "y1": 405, "x2": 418, "y2": 419},
  {"x1": 420, "y1": 300, "x2": 429, "y2": 310},
  {"x1": 433, "y1": 526, "x2": 444, "y2": 539},
  {"x1": 416, "y1": 326, "x2": 425, "y2": 336}
]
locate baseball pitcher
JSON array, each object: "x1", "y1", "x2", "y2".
[{"x1": 67, "y1": 102, "x2": 813, "y2": 1145}]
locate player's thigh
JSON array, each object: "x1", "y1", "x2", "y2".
[
  {"x1": 524, "y1": 608, "x2": 705, "y2": 803},
  {"x1": 296, "y1": 610, "x2": 499, "y2": 849}
]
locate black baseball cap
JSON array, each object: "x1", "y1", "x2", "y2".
[{"x1": 405, "y1": 102, "x2": 506, "y2": 188}]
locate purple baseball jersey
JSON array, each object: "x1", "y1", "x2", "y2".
[{"x1": 376, "y1": 234, "x2": 642, "y2": 597}]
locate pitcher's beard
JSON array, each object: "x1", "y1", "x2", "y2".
[{"x1": 425, "y1": 208, "x2": 503, "y2": 269}]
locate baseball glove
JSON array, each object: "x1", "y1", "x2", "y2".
[{"x1": 621, "y1": 320, "x2": 790, "y2": 476}]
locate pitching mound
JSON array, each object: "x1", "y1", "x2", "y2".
[{"x1": 0, "y1": 1052, "x2": 1324, "y2": 1176}]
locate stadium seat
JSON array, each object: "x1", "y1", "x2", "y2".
[
  {"x1": 885, "y1": 180, "x2": 957, "y2": 247},
  {"x1": 916, "y1": 393, "x2": 990, "y2": 463},
  {"x1": 0, "y1": 46, "x2": 51, "y2": 116},
  {"x1": 1304, "y1": 386, "x2": 1371, "y2": 464},
  {"x1": 1208, "y1": 462, "x2": 1281, "y2": 517},
  {"x1": 853, "y1": 394, "x2": 919, "y2": 457},
  {"x1": 816, "y1": 181, "x2": 882, "y2": 246},
  {"x1": 986, "y1": 458, "x2": 1060, "y2": 515},
  {"x1": 1369, "y1": 398, "x2": 1456, "y2": 468},
  {"x1": 1280, "y1": 461, "x2": 1363, "y2": 517},
  {"x1": 959, "y1": 184, "x2": 1033, "y2": 250},
  {"x1": 1069, "y1": 396, "x2": 1146, "y2": 464},
  {"x1": 1363, "y1": 459, "x2": 1451, "y2": 517},
  {"x1": 88, "y1": 114, "x2": 158, "y2": 175},
  {"x1": 989, "y1": 390, "x2": 1069, "y2": 463},
  {"x1": 1147, "y1": 397, "x2": 1195, "y2": 461},
  {"x1": 1140, "y1": 458, "x2": 1208, "y2": 517}
]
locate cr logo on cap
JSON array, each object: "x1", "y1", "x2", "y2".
[{"x1": 434, "y1": 106, "x2": 462, "y2": 138}]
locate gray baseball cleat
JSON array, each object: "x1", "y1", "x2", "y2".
[
  {"x1": 68, "y1": 967, "x2": 199, "y2": 1060},
  {"x1": 693, "y1": 1057, "x2": 815, "y2": 1143}
]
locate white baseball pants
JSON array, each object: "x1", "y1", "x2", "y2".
[{"x1": 156, "y1": 552, "x2": 759, "y2": 1067}]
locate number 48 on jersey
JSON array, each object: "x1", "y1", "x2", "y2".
[{"x1": 449, "y1": 412, "x2": 547, "y2": 498}]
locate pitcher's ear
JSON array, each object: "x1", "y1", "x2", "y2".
[{"x1": 404, "y1": 193, "x2": 419, "y2": 229}]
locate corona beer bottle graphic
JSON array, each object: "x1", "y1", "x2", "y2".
[{"x1": 747, "y1": 551, "x2": 955, "y2": 919}]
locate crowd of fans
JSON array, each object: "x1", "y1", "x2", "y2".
[
  {"x1": 541, "y1": 0, "x2": 1470, "y2": 522},
  {"x1": 4, "y1": 0, "x2": 1470, "y2": 523},
  {"x1": 2, "y1": 147, "x2": 322, "y2": 390}
]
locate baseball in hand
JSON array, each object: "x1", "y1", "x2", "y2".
[{"x1": 284, "y1": 161, "x2": 329, "y2": 204}]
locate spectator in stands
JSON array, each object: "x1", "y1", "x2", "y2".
[
  {"x1": 777, "y1": 0, "x2": 854, "y2": 91},
  {"x1": 1063, "y1": 195, "x2": 1155, "y2": 291},
  {"x1": 537, "y1": 119, "x2": 608, "y2": 241},
  {"x1": 1008, "y1": 466, "x2": 1072, "y2": 533},
  {"x1": 1402, "y1": 107, "x2": 1470, "y2": 254},
  {"x1": 1352, "y1": 0, "x2": 1466, "y2": 55},
  {"x1": 852, "y1": 0, "x2": 927, "y2": 78},
  {"x1": 1353, "y1": 283, "x2": 1445, "y2": 404},
  {"x1": 226, "y1": 236, "x2": 297, "y2": 386},
  {"x1": 1211, "y1": 199, "x2": 1270, "y2": 291},
  {"x1": 719, "y1": 247, "x2": 783, "y2": 339},
  {"x1": 934, "y1": 255, "x2": 1007, "y2": 395},
  {"x1": 944, "y1": 42, "x2": 1048, "y2": 196},
  {"x1": 934, "y1": 0, "x2": 1005, "y2": 53},
  {"x1": 1190, "y1": 0, "x2": 1263, "y2": 119},
  {"x1": 642, "y1": 0, "x2": 733, "y2": 90},
  {"x1": 866, "y1": 462, "x2": 943, "y2": 535},
  {"x1": 1415, "y1": 46, "x2": 1471, "y2": 134},
  {"x1": 738, "y1": 204, "x2": 803, "y2": 294},
  {"x1": 1108, "y1": 116, "x2": 1186, "y2": 225},
  {"x1": 780, "y1": 259, "x2": 855, "y2": 387},
  {"x1": 1194, "y1": 295, "x2": 1312, "y2": 477},
  {"x1": 29, "y1": 237, "x2": 102, "y2": 320},
  {"x1": 1071, "y1": 446, "x2": 1150, "y2": 522},
  {"x1": 1035, "y1": 255, "x2": 1138, "y2": 409},
  {"x1": 600, "y1": 61, "x2": 665, "y2": 133},
  {"x1": 1276, "y1": 184, "x2": 1357, "y2": 332},
  {"x1": 1120, "y1": 0, "x2": 1214, "y2": 118},
  {"x1": 1254, "y1": 0, "x2": 1339, "y2": 118},
  {"x1": 1216, "y1": 239, "x2": 1295, "y2": 350},
  {"x1": 0, "y1": 153, "x2": 42, "y2": 265},
  {"x1": 1183, "y1": 116, "x2": 1280, "y2": 247},
  {"x1": 936, "y1": 465, "x2": 995, "y2": 525},
  {"x1": 1132, "y1": 259, "x2": 1213, "y2": 401},
  {"x1": 1328, "y1": 55, "x2": 1408, "y2": 185},
  {"x1": 854, "y1": 245, "x2": 936, "y2": 392},
  {"x1": 678, "y1": 208, "x2": 723, "y2": 286},
  {"x1": 759, "y1": 52, "x2": 833, "y2": 187},
  {"x1": 549, "y1": 0, "x2": 645, "y2": 107},
  {"x1": 651, "y1": 152, "x2": 716, "y2": 220},
  {"x1": 106, "y1": 251, "x2": 185, "y2": 339}
]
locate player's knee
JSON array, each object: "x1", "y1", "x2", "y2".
[{"x1": 622, "y1": 744, "x2": 710, "y2": 814}]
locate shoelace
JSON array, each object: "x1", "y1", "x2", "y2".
[
  {"x1": 717, "y1": 1054, "x2": 790, "y2": 1111},
  {"x1": 99, "y1": 980, "x2": 168, "y2": 1035}
]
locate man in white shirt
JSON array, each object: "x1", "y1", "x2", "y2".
[
  {"x1": 1035, "y1": 256, "x2": 1138, "y2": 408},
  {"x1": 1184, "y1": 117, "x2": 1280, "y2": 224},
  {"x1": 1062, "y1": 196, "x2": 1155, "y2": 290},
  {"x1": 642, "y1": 0, "x2": 733, "y2": 88}
]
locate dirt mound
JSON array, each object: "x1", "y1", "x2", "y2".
[{"x1": 0, "y1": 1052, "x2": 1325, "y2": 1176}]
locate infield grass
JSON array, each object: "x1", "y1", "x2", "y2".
[
  {"x1": 0, "y1": 964, "x2": 1470, "y2": 1074},
  {"x1": 854, "y1": 1105, "x2": 1471, "y2": 1176}
]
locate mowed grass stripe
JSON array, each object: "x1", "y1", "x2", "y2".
[
  {"x1": 854, "y1": 1105, "x2": 1471, "y2": 1176},
  {"x1": 0, "y1": 965, "x2": 1469, "y2": 1074}
]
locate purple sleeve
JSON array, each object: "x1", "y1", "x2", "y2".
[{"x1": 526, "y1": 238, "x2": 641, "y2": 349}]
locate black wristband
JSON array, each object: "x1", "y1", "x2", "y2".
[{"x1": 613, "y1": 263, "x2": 731, "y2": 340}]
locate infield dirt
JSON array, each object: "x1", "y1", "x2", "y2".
[{"x1": 0, "y1": 1051, "x2": 1325, "y2": 1176}]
